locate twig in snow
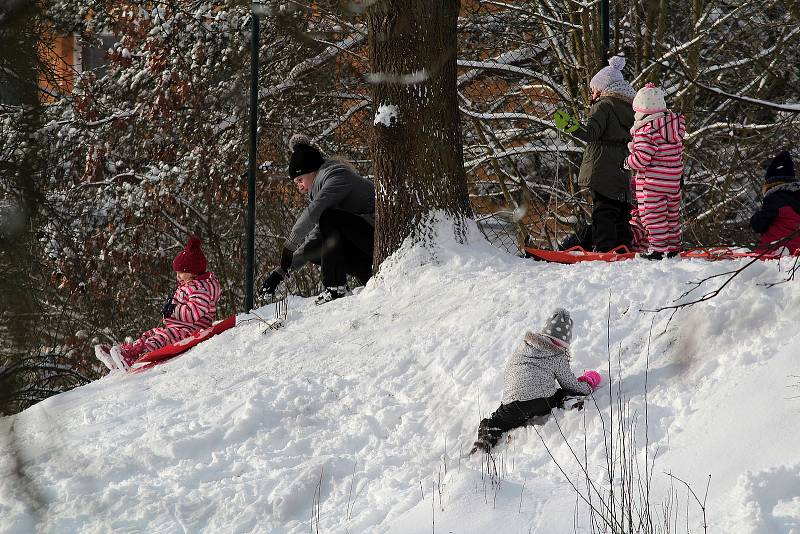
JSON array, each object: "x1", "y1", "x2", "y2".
[
  {"x1": 664, "y1": 472, "x2": 710, "y2": 534},
  {"x1": 346, "y1": 461, "x2": 357, "y2": 521}
]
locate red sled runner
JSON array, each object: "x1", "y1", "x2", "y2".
[
  {"x1": 526, "y1": 245, "x2": 636, "y2": 264},
  {"x1": 525, "y1": 245, "x2": 787, "y2": 264},
  {"x1": 129, "y1": 315, "x2": 237, "y2": 374}
]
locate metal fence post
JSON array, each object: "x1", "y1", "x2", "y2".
[
  {"x1": 600, "y1": 0, "x2": 610, "y2": 60},
  {"x1": 245, "y1": 7, "x2": 260, "y2": 312}
]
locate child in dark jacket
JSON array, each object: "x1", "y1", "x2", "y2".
[
  {"x1": 94, "y1": 236, "x2": 222, "y2": 371},
  {"x1": 750, "y1": 151, "x2": 800, "y2": 254},
  {"x1": 472, "y1": 308, "x2": 601, "y2": 454},
  {"x1": 554, "y1": 55, "x2": 636, "y2": 253}
]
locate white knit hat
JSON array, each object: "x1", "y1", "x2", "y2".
[
  {"x1": 633, "y1": 82, "x2": 667, "y2": 114},
  {"x1": 590, "y1": 55, "x2": 627, "y2": 92}
]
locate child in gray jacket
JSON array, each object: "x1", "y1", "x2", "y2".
[{"x1": 472, "y1": 308, "x2": 601, "y2": 454}]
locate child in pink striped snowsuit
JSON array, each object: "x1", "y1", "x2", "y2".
[
  {"x1": 95, "y1": 236, "x2": 222, "y2": 370},
  {"x1": 627, "y1": 83, "x2": 686, "y2": 260}
]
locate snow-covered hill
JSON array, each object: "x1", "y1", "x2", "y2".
[{"x1": 2, "y1": 221, "x2": 799, "y2": 533}]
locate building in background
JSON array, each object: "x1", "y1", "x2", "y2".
[{"x1": 39, "y1": 30, "x2": 116, "y2": 101}]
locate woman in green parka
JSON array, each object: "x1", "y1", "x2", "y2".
[{"x1": 555, "y1": 55, "x2": 636, "y2": 252}]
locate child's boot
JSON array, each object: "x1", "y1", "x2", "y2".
[
  {"x1": 111, "y1": 342, "x2": 145, "y2": 371},
  {"x1": 94, "y1": 344, "x2": 114, "y2": 370},
  {"x1": 109, "y1": 345, "x2": 129, "y2": 371},
  {"x1": 639, "y1": 251, "x2": 664, "y2": 261}
]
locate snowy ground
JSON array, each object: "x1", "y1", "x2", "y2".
[{"x1": 2, "y1": 220, "x2": 800, "y2": 533}]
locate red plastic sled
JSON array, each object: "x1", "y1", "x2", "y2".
[
  {"x1": 526, "y1": 245, "x2": 636, "y2": 264},
  {"x1": 678, "y1": 247, "x2": 781, "y2": 261},
  {"x1": 129, "y1": 315, "x2": 237, "y2": 374},
  {"x1": 526, "y1": 245, "x2": 792, "y2": 264}
]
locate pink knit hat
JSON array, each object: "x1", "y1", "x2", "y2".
[
  {"x1": 172, "y1": 235, "x2": 207, "y2": 274},
  {"x1": 632, "y1": 82, "x2": 667, "y2": 114}
]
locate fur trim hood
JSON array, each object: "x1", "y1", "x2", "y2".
[
  {"x1": 631, "y1": 111, "x2": 685, "y2": 144},
  {"x1": 523, "y1": 332, "x2": 570, "y2": 359}
]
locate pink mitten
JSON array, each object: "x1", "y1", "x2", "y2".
[{"x1": 577, "y1": 370, "x2": 602, "y2": 391}]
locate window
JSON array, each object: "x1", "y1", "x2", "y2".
[{"x1": 80, "y1": 34, "x2": 117, "y2": 76}]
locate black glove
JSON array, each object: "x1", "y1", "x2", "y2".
[
  {"x1": 279, "y1": 247, "x2": 294, "y2": 273},
  {"x1": 161, "y1": 293, "x2": 176, "y2": 319},
  {"x1": 259, "y1": 269, "x2": 286, "y2": 297}
]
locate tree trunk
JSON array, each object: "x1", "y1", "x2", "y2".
[
  {"x1": 367, "y1": 0, "x2": 470, "y2": 269},
  {"x1": 640, "y1": 0, "x2": 660, "y2": 74},
  {"x1": 678, "y1": 0, "x2": 704, "y2": 123}
]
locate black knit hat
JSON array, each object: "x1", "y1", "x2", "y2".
[
  {"x1": 288, "y1": 134, "x2": 324, "y2": 179},
  {"x1": 765, "y1": 151, "x2": 796, "y2": 185}
]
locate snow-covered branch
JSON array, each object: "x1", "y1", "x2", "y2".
[
  {"x1": 689, "y1": 81, "x2": 800, "y2": 113},
  {"x1": 459, "y1": 107, "x2": 554, "y2": 130},
  {"x1": 632, "y1": 4, "x2": 750, "y2": 85},
  {"x1": 479, "y1": 0, "x2": 582, "y2": 30},
  {"x1": 457, "y1": 59, "x2": 570, "y2": 101},
  {"x1": 465, "y1": 141, "x2": 581, "y2": 170},
  {"x1": 685, "y1": 121, "x2": 783, "y2": 141},
  {"x1": 80, "y1": 105, "x2": 143, "y2": 128},
  {"x1": 313, "y1": 101, "x2": 370, "y2": 142},
  {"x1": 260, "y1": 33, "x2": 366, "y2": 98}
]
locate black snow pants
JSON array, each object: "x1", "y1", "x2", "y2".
[
  {"x1": 476, "y1": 389, "x2": 569, "y2": 450},
  {"x1": 592, "y1": 190, "x2": 632, "y2": 252},
  {"x1": 314, "y1": 208, "x2": 374, "y2": 288}
]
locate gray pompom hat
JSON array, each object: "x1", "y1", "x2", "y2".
[{"x1": 542, "y1": 308, "x2": 573, "y2": 347}]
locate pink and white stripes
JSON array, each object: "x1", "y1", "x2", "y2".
[
  {"x1": 627, "y1": 112, "x2": 686, "y2": 253},
  {"x1": 122, "y1": 272, "x2": 222, "y2": 361},
  {"x1": 165, "y1": 272, "x2": 221, "y2": 331}
]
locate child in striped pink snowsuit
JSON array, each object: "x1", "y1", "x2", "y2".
[
  {"x1": 95, "y1": 236, "x2": 222, "y2": 370},
  {"x1": 627, "y1": 83, "x2": 686, "y2": 260}
]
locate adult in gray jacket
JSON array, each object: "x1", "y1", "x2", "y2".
[
  {"x1": 472, "y1": 308, "x2": 601, "y2": 454},
  {"x1": 261, "y1": 135, "x2": 375, "y2": 304}
]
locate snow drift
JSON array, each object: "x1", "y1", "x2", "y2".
[{"x1": 2, "y1": 220, "x2": 800, "y2": 533}]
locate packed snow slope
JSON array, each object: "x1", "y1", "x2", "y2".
[{"x1": 2, "y1": 220, "x2": 800, "y2": 534}]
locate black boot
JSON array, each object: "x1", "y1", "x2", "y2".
[
  {"x1": 314, "y1": 286, "x2": 351, "y2": 305},
  {"x1": 639, "y1": 251, "x2": 664, "y2": 261}
]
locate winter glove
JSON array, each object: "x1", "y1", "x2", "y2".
[
  {"x1": 161, "y1": 293, "x2": 176, "y2": 319},
  {"x1": 279, "y1": 247, "x2": 294, "y2": 273},
  {"x1": 553, "y1": 109, "x2": 579, "y2": 133},
  {"x1": 577, "y1": 370, "x2": 602, "y2": 391},
  {"x1": 259, "y1": 269, "x2": 286, "y2": 298}
]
